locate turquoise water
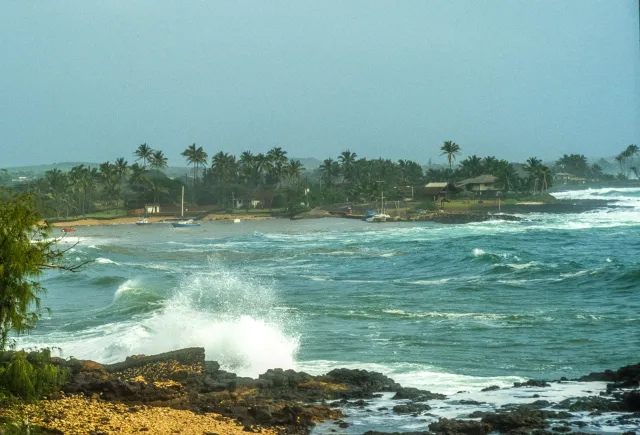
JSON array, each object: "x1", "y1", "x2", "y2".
[{"x1": 18, "y1": 187, "x2": 640, "y2": 431}]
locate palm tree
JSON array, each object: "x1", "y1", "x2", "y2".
[
  {"x1": 522, "y1": 157, "x2": 543, "y2": 195},
  {"x1": 319, "y1": 158, "x2": 340, "y2": 187},
  {"x1": 459, "y1": 155, "x2": 483, "y2": 177},
  {"x1": 338, "y1": 150, "x2": 358, "y2": 182},
  {"x1": 181, "y1": 143, "x2": 209, "y2": 185},
  {"x1": 440, "y1": 141, "x2": 461, "y2": 169},
  {"x1": 148, "y1": 150, "x2": 168, "y2": 206},
  {"x1": 266, "y1": 147, "x2": 288, "y2": 186},
  {"x1": 134, "y1": 143, "x2": 154, "y2": 168},
  {"x1": 211, "y1": 152, "x2": 238, "y2": 206},
  {"x1": 285, "y1": 159, "x2": 304, "y2": 186},
  {"x1": 44, "y1": 168, "x2": 69, "y2": 218}
]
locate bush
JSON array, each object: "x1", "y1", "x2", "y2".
[{"x1": 0, "y1": 349, "x2": 69, "y2": 402}]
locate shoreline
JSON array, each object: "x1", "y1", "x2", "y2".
[
  {"x1": 46, "y1": 198, "x2": 617, "y2": 228},
  {"x1": 2, "y1": 348, "x2": 638, "y2": 434}
]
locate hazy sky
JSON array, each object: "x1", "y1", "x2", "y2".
[{"x1": 1, "y1": 1, "x2": 639, "y2": 167}]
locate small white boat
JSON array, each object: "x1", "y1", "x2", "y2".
[
  {"x1": 135, "y1": 217, "x2": 151, "y2": 225},
  {"x1": 172, "y1": 186, "x2": 201, "y2": 228},
  {"x1": 366, "y1": 213, "x2": 390, "y2": 223},
  {"x1": 172, "y1": 219, "x2": 200, "y2": 228},
  {"x1": 366, "y1": 191, "x2": 390, "y2": 223}
]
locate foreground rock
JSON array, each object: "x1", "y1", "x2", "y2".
[{"x1": 5, "y1": 349, "x2": 639, "y2": 434}]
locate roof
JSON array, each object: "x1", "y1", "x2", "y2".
[
  {"x1": 457, "y1": 175, "x2": 497, "y2": 186},
  {"x1": 422, "y1": 182, "x2": 458, "y2": 196}
]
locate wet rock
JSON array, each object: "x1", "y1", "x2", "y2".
[
  {"x1": 392, "y1": 403, "x2": 431, "y2": 414},
  {"x1": 578, "y1": 362, "x2": 640, "y2": 389},
  {"x1": 103, "y1": 348, "x2": 205, "y2": 372},
  {"x1": 454, "y1": 399, "x2": 485, "y2": 406},
  {"x1": 429, "y1": 417, "x2": 491, "y2": 434},
  {"x1": 513, "y1": 380, "x2": 551, "y2": 388},
  {"x1": 326, "y1": 368, "x2": 401, "y2": 393},
  {"x1": 258, "y1": 368, "x2": 312, "y2": 387},
  {"x1": 468, "y1": 411, "x2": 489, "y2": 418},
  {"x1": 556, "y1": 396, "x2": 625, "y2": 412},
  {"x1": 481, "y1": 385, "x2": 500, "y2": 392},
  {"x1": 620, "y1": 390, "x2": 640, "y2": 411},
  {"x1": 481, "y1": 408, "x2": 548, "y2": 432},
  {"x1": 392, "y1": 387, "x2": 446, "y2": 401}
]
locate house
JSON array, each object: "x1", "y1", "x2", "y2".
[
  {"x1": 456, "y1": 175, "x2": 500, "y2": 194},
  {"x1": 233, "y1": 197, "x2": 262, "y2": 209},
  {"x1": 144, "y1": 204, "x2": 161, "y2": 214},
  {"x1": 553, "y1": 172, "x2": 573, "y2": 184},
  {"x1": 422, "y1": 182, "x2": 458, "y2": 200}
]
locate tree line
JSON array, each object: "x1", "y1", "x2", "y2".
[{"x1": 5, "y1": 141, "x2": 637, "y2": 218}]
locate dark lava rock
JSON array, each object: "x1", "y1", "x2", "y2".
[
  {"x1": 453, "y1": 399, "x2": 485, "y2": 406},
  {"x1": 620, "y1": 390, "x2": 640, "y2": 411},
  {"x1": 468, "y1": 411, "x2": 489, "y2": 418},
  {"x1": 556, "y1": 396, "x2": 625, "y2": 412},
  {"x1": 429, "y1": 417, "x2": 491, "y2": 435},
  {"x1": 578, "y1": 362, "x2": 640, "y2": 389},
  {"x1": 326, "y1": 368, "x2": 401, "y2": 392},
  {"x1": 392, "y1": 403, "x2": 432, "y2": 414},
  {"x1": 481, "y1": 408, "x2": 548, "y2": 432},
  {"x1": 392, "y1": 386, "x2": 446, "y2": 401},
  {"x1": 247, "y1": 406, "x2": 272, "y2": 424},
  {"x1": 481, "y1": 385, "x2": 500, "y2": 392},
  {"x1": 513, "y1": 380, "x2": 551, "y2": 388},
  {"x1": 258, "y1": 368, "x2": 312, "y2": 387},
  {"x1": 551, "y1": 426, "x2": 571, "y2": 432}
]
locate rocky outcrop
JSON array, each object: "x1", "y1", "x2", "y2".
[
  {"x1": 578, "y1": 362, "x2": 640, "y2": 390},
  {"x1": 429, "y1": 418, "x2": 492, "y2": 435}
]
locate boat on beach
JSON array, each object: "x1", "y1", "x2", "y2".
[
  {"x1": 135, "y1": 217, "x2": 151, "y2": 225},
  {"x1": 365, "y1": 191, "x2": 390, "y2": 222},
  {"x1": 172, "y1": 186, "x2": 200, "y2": 228}
]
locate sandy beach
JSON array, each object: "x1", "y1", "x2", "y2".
[{"x1": 49, "y1": 213, "x2": 274, "y2": 227}]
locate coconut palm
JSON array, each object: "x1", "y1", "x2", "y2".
[
  {"x1": 181, "y1": 143, "x2": 209, "y2": 185},
  {"x1": 319, "y1": 158, "x2": 340, "y2": 187},
  {"x1": 338, "y1": 150, "x2": 358, "y2": 182},
  {"x1": 148, "y1": 150, "x2": 168, "y2": 206},
  {"x1": 285, "y1": 159, "x2": 304, "y2": 186},
  {"x1": 134, "y1": 143, "x2": 154, "y2": 168},
  {"x1": 266, "y1": 147, "x2": 288, "y2": 186},
  {"x1": 440, "y1": 141, "x2": 461, "y2": 169}
]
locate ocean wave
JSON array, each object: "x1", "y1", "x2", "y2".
[
  {"x1": 381, "y1": 309, "x2": 535, "y2": 321},
  {"x1": 34, "y1": 259, "x2": 300, "y2": 377}
]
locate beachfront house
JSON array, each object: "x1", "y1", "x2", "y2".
[
  {"x1": 422, "y1": 182, "x2": 458, "y2": 200},
  {"x1": 233, "y1": 197, "x2": 262, "y2": 209},
  {"x1": 456, "y1": 175, "x2": 501, "y2": 195}
]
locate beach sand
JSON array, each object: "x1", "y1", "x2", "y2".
[{"x1": 49, "y1": 213, "x2": 274, "y2": 227}]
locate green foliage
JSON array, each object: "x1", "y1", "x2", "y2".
[
  {"x1": 0, "y1": 350, "x2": 69, "y2": 402},
  {"x1": 0, "y1": 189, "x2": 64, "y2": 350}
]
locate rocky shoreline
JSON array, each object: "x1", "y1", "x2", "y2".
[{"x1": 3, "y1": 348, "x2": 638, "y2": 434}]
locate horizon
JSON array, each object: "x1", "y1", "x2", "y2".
[{"x1": 1, "y1": 1, "x2": 639, "y2": 167}]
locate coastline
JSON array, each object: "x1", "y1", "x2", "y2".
[
  {"x1": 48, "y1": 213, "x2": 274, "y2": 227},
  {"x1": 3, "y1": 348, "x2": 638, "y2": 434}
]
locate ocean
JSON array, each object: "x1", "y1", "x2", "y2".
[{"x1": 19, "y1": 187, "x2": 640, "y2": 433}]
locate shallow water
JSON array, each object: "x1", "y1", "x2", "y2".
[{"x1": 19, "y1": 187, "x2": 640, "y2": 433}]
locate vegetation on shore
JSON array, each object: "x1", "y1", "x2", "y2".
[{"x1": 1, "y1": 142, "x2": 637, "y2": 221}]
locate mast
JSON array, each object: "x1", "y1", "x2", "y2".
[{"x1": 181, "y1": 185, "x2": 184, "y2": 218}]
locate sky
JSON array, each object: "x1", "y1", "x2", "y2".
[{"x1": 1, "y1": 1, "x2": 639, "y2": 168}]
